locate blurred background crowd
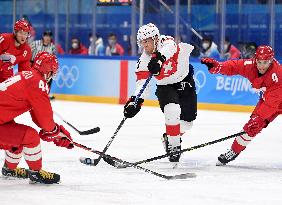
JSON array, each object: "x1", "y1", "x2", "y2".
[{"x1": 1, "y1": 0, "x2": 281, "y2": 59}]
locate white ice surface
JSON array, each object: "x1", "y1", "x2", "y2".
[{"x1": 1, "y1": 100, "x2": 282, "y2": 205}]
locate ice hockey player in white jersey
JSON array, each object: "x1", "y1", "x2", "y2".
[{"x1": 123, "y1": 23, "x2": 197, "y2": 163}]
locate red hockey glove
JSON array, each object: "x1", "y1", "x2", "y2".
[
  {"x1": 124, "y1": 96, "x2": 144, "y2": 118},
  {"x1": 251, "y1": 77, "x2": 264, "y2": 89},
  {"x1": 148, "y1": 52, "x2": 166, "y2": 76},
  {"x1": 0, "y1": 62, "x2": 13, "y2": 79},
  {"x1": 243, "y1": 114, "x2": 267, "y2": 137},
  {"x1": 201, "y1": 57, "x2": 221, "y2": 74},
  {"x1": 39, "y1": 124, "x2": 74, "y2": 149}
]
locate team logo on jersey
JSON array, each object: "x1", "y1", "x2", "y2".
[
  {"x1": 193, "y1": 70, "x2": 206, "y2": 94},
  {"x1": 55, "y1": 65, "x2": 79, "y2": 88}
]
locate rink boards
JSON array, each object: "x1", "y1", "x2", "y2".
[{"x1": 51, "y1": 55, "x2": 259, "y2": 112}]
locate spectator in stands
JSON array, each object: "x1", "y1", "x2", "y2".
[
  {"x1": 88, "y1": 33, "x2": 105, "y2": 56},
  {"x1": 105, "y1": 33, "x2": 124, "y2": 56},
  {"x1": 223, "y1": 37, "x2": 241, "y2": 59},
  {"x1": 69, "y1": 37, "x2": 88, "y2": 55},
  {"x1": 56, "y1": 44, "x2": 65, "y2": 55},
  {"x1": 200, "y1": 36, "x2": 220, "y2": 59}
]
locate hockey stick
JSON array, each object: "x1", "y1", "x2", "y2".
[
  {"x1": 91, "y1": 75, "x2": 153, "y2": 166},
  {"x1": 54, "y1": 111, "x2": 100, "y2": 135},
  {"x1": 73, "y1": 140, "x2": 196, "y2": 180},
  {"x1": 102, "y1": 131, "x2": 246, "y2": 168}
]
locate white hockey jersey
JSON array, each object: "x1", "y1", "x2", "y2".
[{"x1": 134, "y1": 35, "x2": 194, "y2": 98}]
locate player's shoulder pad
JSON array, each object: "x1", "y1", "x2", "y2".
[
  {"x1": 0, "y1": 33, "x2": 12, "y2": 39},
  {"x1": 20, "y1": 70, "x2": 36, "y2": 81},
  {"x1": 178, "y1": 42, "x2": 194, "y2": 53},
  {"x1": 243, "y1": 59, "x2": 255, "y2": 67},
  {"x1": 0, "y1": 33, "x2": 13, "y2": 46},
  {"x1": 23, "y1": 71, "x2": 49, "y2": 93}
]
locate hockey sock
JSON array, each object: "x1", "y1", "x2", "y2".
[
  {"x1": 22, "y1": 128, "x2": 42, "y2": 171},
  {"x1": 231, "y1": 133, "x2": 253, "y2": 153}
]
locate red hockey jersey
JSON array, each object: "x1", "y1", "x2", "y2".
[
  {"x1": 0, "y1": 70, "x2": 56, "y2": 132},
  {"x1": 0, "y1": 33, "x2": 32, "y2": 81},
  {"x1": 219, "y1": 58, "x2": 282, "y2": 108}
]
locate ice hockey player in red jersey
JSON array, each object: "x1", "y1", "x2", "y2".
[
  {"x1": 201, "y1": 45, "x2": 282, "y2": 165},
  {"x1": 123, "y1": 23, "x2": 197, "y2": 164},
  {"x1": 0, "y1": 19, "x2": 32, "y2": 82},
  {"x1": 0, "y1": 52, "x2": 74, "y2": 184}
]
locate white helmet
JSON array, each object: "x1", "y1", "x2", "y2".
[{"x1": 137, "y1": 23, "x2": 160, "y2": 47}]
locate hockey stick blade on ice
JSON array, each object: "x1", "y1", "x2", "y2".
[
  {"x1": 54, "y1": 111, "x2": 100, "y2": 135},
  {"x1": 91, "y1": 75, "x2": 153, "y2": 166},
  {"x1": 74, "y1": 142, "x2": 196, "y2": 180},
  {"x1": 102, "y1": 131, "x2": 246, "y2": 168}
]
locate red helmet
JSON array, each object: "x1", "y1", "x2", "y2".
[
  {"x1": 14, "y1": 19, "x2": 30, "y2": 33},
  {"x1": 33, "y1": 52, "x2": 58, "y2": 80},
  {"x1": 255, "y1": 45, "x2": 274, "y2": 61}
]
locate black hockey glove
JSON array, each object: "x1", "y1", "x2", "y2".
[
  {"x1": 148, "y1": 51, "x2": 166, "y2": 76},
  {"x1": 124, "y1": 96, "x2": 144, "y2": 118}
]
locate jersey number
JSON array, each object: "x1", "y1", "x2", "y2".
[
  {"x1": 39, "y1": 80, "x2": 49, "y2": 93},
  {"x1": 272, "y1": 73, "x2": 278, "y2": 83},
  {"x1": 23, "y1": 50, "x2": 27, "y2": 57}
]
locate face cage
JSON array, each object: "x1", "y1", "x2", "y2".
[
  {"x1": 14, "y1": 30, "x2": 31, "y2": 38},
  {"x1": 138, "y1": 35, "x2": 158, "y2": 52}
]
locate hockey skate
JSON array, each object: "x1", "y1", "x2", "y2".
[
  {"x1": 28, "y1": 169, "x2": 60, "y2": 184},
  {"x1": 2, "y1": 165, "x2": 28, "y2": 179},
  {"x1": 216, "y1": 149, "x2": 239, "y2": 166},
  {"x1": 162, "y1": 133, "x2": 181, "y2": 164}
]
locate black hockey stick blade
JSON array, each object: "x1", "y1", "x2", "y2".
[
  {"x1": 80, "y1": 156, "x2": 123, "y2": 167},
  {"x1": 64, "y1": 120, "x2": 100, "y2": 135},
  {"x1": 54, "y1": 111, "x2": 100, "y2": 135},
  {"x1": 102, "y1": 156, "x2": 127, "y2": 168},
  {"x1": 78, "y1": 127, "x2": 100, "y2": 135}
]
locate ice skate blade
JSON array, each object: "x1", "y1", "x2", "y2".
[
  {"x1": 29, "y1": 179, "x2": 61, "y2": 185},
  {"x1": 1, "y1": 175, "x2": 26, "y2": 180}
]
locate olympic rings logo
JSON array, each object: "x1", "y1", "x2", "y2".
[
  {"x1": 193, "y1": 70, "x2": 206, "y2": 94},
  {"x1": 55, "y1": 65, "x2": 79, "y2": 88}
]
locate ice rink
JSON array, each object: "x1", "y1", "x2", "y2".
[{"x1": 1, "y1": 100, "x2": 282, "y2": 205}]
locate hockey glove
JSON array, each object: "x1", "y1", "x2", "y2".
[
  {"x1": 39, "y1": 124, "x2": 74, "y2": 149},
  {"x1": 148, "y1": 52, "x2": 166, "y2": 76},
  {"x1": 243, "y1": 114, "x2": 267, "y2": 137},
  {"x1": 124, "y1": 96, "x2": 144, "y2": 118},
  {"x1": 0, "y1": 62, "x2": 13, "y2": 79},
  {"x1": 251, "y1": 77, "x2": 264, "y2": 89},
  {"x1": 0, "y1": 53, "x2": 16, "y2": 64},
  {"x1": 200, "y1": 57, "x2": 221, "y2": 74}
]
